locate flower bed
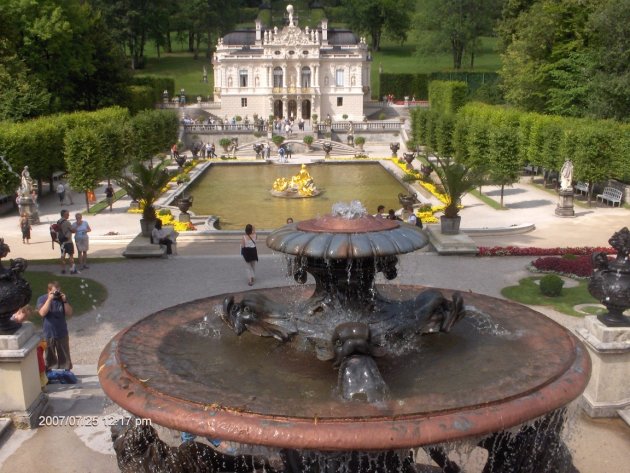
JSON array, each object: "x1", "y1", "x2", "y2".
[
  {"x1": 389, "y1": 158, "x2": 445, "y2": 223},
  {"x1": 529, "y1": 255, "x2": 595, "y2": 278},
  {"x1": 477, "y1": 246, "x2": 615, "y2": 257},
  {"x1": 158, "y1": 209, "x2": 197, "y2": 232}
]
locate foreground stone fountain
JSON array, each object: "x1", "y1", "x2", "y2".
[{"x1": 99, "y1": 202, "x2": 590, "y2": 472}]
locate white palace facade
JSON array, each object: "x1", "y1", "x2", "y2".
[{"x1": 212, "y1": 10, "x2": 371, "y2": 122}]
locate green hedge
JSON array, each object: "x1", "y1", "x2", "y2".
[
  {"x1": 429, "y1": 81, "x2": 468, "y2": 115},
  {"x1": 132, "y1": 76, "x2": 175, "y2": 103},
  {"x1": 0, "y1": 107, "x2": 130, "y2": 189},
  {"x1": 412, "y1": 99, "x2": 630, "y2": 187},
  {"x1": 126, "y1": 85, "x2": 155, "y2": 115},
  {"x1": 380, "y1": 72, "x2": 499, "y2": 101}
]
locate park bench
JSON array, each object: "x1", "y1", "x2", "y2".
[
  {"x1": 574, "y1": 181, "x2": 589, "y2": 196},
  {"x1": 596, "y1": 187, "x2": 623, "y2": 207}
]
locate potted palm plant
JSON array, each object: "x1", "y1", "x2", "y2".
[
  {"x1": 428, "y1": 155, "x2": 485, "y2": 235},
  {"x1": 303, "y1": 135, "x2": 314, "y2": 150},
  {"x1": 117, "y1": 161, "x2": 173, "y2": 237}
]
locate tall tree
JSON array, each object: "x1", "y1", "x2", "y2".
[
  {"x1": 587, "y1": 0, "x2": 630, "y2": 121},
  {"x1": 498, "y1": 0, "x2": 594, "y2": 116},
  {"x1": 342, "y1": 0, "x2": 414, "y2": 51},
  {"x1": 414, "y1": 0, "x2": 502, "y2": 69}
]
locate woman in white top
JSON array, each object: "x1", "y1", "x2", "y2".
[
  {"x1": 240, "y1": 224, "x2": 258, "y2": 286},
  {"x1": 72, "y1": 213, "x2": 91, "y2": 269}
]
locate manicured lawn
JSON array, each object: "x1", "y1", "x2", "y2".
[
  {"x1": 23, "y1": 271, "x2": 108, "y2": 325},
  {"x1": 501, "y1": 276, "x2": 599, "y2": 317}
]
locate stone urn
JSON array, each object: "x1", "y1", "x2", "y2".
[
  {"x1": 0, "y1": 239, "x2": 31, "y2": 335},
  {"x1": 322, "y1": 142, "x2": 333, "y2": 159},
  {"x1": 390, "y1": 142, "x2": 400, "y2": 158},
  {"x1": 174, "y1": 154, "x2": 187, "y2": 170},
  {"x1": 253, "y1": 143, "x2": 264, "y2": 159},
  {"x1": 588, "y1": 227, "x2": 630, "y2": 327},
  {"x1": 177, "y1": 196, "x2": 194, "y2": 223},
  {"x1": 403, "y1": 152, "x2": 416, "y2": 171}
]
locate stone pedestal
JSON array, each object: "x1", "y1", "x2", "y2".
[
  {"x1": 18, "y1": 196, "x2": 40, "y2": 224},
  {"x1": 179, "y1": 213, "x2": 191, "y2": 223},
  {"x1": 576, "y1": 316, "x2": 630, "y2": 418},
  {"x1": 555, "y1": 189, "x2": 575, "y2": 217},
  {"x1": 0, "y1": 323, "x2": 48, "y2": 428}
]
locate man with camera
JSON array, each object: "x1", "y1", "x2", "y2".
[{"x1": 37, "y1": 282, "x2": 73, "y2": 371}]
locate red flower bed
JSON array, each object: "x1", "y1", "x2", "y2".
[
  {"x1": 477, "y1": 246, "x2": 614, "y2": 257},
  {"x1": 530, "y1": 255, "x2": 594, "y2": 278}
]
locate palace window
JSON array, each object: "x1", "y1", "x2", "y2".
[
  {"x1": 335, "y1": 69, "x2": 344, "y2": 87},
  {"x1": 241, "y1": 98, "x2": 247, "y2": 107},
  {"x1": 301, "y1": 67, "x2": 311, "y2": 88},
  {"x1": 273, "y1": 67, "x2": 283, "y2": 88},
  {"x1": 337, "y1": 97, "x2": 343, "y2": 106},
  {"x1": 239, "y1": 70, "x2": 248, "y2": 87}
]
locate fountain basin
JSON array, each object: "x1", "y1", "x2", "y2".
[{"x1": 98, "y1": 285, "x2": 590, "y2": 451}]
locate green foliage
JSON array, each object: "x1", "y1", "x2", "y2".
[
  {"x1": 116, "y1": 160, "x2": 172, "y2": 220},
  {"x1": 126, "y1": 85, "x2": 155, "y2": 114},
  {"x1": 125, "y1": 109, "x2": 178, "y2": 162},
  {"x1": 502, "y1": 277, "x2": 595, "y2": 317},
  {"x1": 429, "y1": 81, "x2": 468, "y2": 115},
  {"x1": 64, "y1": 126, "x2": 104, "y2": 209},
  {"x1": 0, "y1": 156, "x2": 20, "y2": 195},
  {"x1": 341, "y1": 0, "x2": 414, "y2": 51},
  {"x1": 539, "y1": 274, "x2": 565, "y2": 297},
  {"x1": 380, "y1": 72, "x2": 498, "y2": 101},
  {"x1": 131, "y1": 76, "x2": 175, "y2": 104},
  {"x1": 487, "y1": 108, "x2": 521, "y2": 205},
  {"x1": 414, "y1": 0, "x2": 503, "y2": 69},
  {"x1": 303, "y1": 135, "x2": 314, "y2": 145},
  {"x1": 428, "y1": 155, "x2": 485, "y2": 217},
  {"x1": 219, "y1": 138, "x2": 232, "y2": 148},
  {"x1": 272, "y1": 135, "x2": 285, "y2": 146},
  {"x1": 0, "y1": 0, "x2": 130, "y2": 114},
  {"x1": 354, "y1": 136, "x2": 366, "y2": 145}
]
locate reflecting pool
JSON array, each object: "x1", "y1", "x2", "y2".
[{"x1": 185, "y1": 162, "x2": 409, "y2": 229}]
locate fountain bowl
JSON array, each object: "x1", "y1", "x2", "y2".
[{"x1": 98, "y1": 285, "x2": 590, "y2": 452}]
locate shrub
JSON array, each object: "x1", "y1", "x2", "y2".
[
  {"x1": 157, "y1": 208, "x2": 172, "y2": 216},
  {"x1": 253, "y1": 131, "x2": 262, "y2": 138},
  {"x1": 311, "y1": 114, "x2": 318, "y2": 122},
  {"x1": 342, "y1": 114, "x2": 348, "y2": 119},
  {"x1": 303, "y1": 135, "x2": 314, "y2": 145},
  {"x1": 539, "y1": 274, "x2": 564, "y2": 297},
  {"x1": 272, "y1": 135, "x2": 285, "y2": 146},
  {"x1": 235, "y1": 115, "x2": 242, "y2": 122},
  {"x1": 354, "y1": 136, "x2": 365, "y2": 145},
  {"x1": 402, "y1": 173, "x2": 418, "y2": 182},
  {"x1": 219, "y1": 138, "x2": 232, "y2": 148}
]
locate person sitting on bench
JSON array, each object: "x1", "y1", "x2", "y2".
[{"x1": 151, "y1": 220, "x2": 174, "y2": 255}]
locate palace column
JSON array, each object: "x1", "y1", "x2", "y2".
[
  {"x1": 297, "y1": 95, "x2": 302, "y2": 119},
  {"x1": 297, "y1": 64, "x2": 302, "y2": 88},
  {"x1": 282, "y1": 65, "x2": 287, "y2": 90}
]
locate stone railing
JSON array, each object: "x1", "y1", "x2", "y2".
[
  {"x1": 184, "y1": 123, "x2": 269, "y2": 133},
  {"x1": 316, "y1": 121, "x2": 402, "y2": 132}
]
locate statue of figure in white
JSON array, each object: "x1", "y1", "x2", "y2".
[
  {"x1": 287, "y1": 5, "x2": 294, "y2": 27},
  {"x1": 560, "y1": 159, "x2": 574, "y2": 191},
  {"x1": 20, "y1": 166, "x2": 33, "y2": 196}
]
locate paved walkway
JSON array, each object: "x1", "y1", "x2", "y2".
[{"x1": 1, "y1": 148, "x2": 629, "y2": 472}]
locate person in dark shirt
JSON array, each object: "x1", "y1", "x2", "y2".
[{"x1": 37, "y1": 281, "x2": 73, "y2": 370}]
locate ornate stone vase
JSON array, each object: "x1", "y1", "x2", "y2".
[
  {"x1": 588, "y1": 227, "x2": 630, "y2": 327},
  {"x1": 177, "y1": 196, "x2": 193, "y2": 214},
  {"x1": 0, "y1": 239, "x2": 31, "y2": 334},
  {"x1": 390, "y1": 142, "x2": 400, "y2": 157},
  {"x1": 322, "y1": 142, "x2": 333, "y2": 158}
]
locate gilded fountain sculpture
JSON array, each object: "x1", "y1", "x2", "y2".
[{"x1": 271, "y1": 164, "x2": 320, "y2": 198}]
